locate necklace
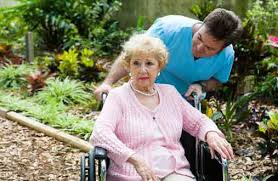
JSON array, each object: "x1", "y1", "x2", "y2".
[{"x1": 130, "y1": 82, "x2": 157, "y2": 97}]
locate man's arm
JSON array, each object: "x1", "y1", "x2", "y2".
[
  {"x1": 199, "y1": 78, "x2": 222, "y2": 92},
  {"x1": 103, "y1": 56, "x2": 128, "y2": 85},
  {"x1": 94, "y1": 55, "x2": 128, "y2": 100}
]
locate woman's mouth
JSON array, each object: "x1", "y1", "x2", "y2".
[{"x1": 138, "y1": 77, "x2": 149, "y2": 80}]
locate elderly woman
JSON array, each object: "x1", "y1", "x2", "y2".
[{"x1": 90, "y1": 34, "x2": 233, "y2": 181}]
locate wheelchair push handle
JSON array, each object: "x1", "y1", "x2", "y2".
[{"x1": 101, "y1": 92, "x2": 108, "y2": 103}]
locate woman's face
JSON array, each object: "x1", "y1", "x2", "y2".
[{"x1": 129, "y1": 52, "x2": 160, "y2": 91}]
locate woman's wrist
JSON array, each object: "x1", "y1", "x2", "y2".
[{"x1": 127, "y1": 154, "x2": 141, "y2": 166}]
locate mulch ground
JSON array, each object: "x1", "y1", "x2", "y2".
[
  {"x1": 0, "y1": 117, "x2": 84, "y2": 181},
  {"x1": 229, "y1": 128, "x2": 277, "y2": 180}
]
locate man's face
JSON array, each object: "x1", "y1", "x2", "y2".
[{"x1": 192, "y1": 25, "x2": 225, "y2": 58}]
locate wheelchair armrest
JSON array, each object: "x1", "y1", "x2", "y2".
[
  {"x1": 197, "y1": 141, "x2": 229, "y2": 181},
  {"x1": 94, "y1": 146, "x2": 107, "y2": 160}
]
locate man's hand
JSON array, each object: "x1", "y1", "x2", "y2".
[
  {"x1": 184, "y1": 83, "x2": 203, "y2": 100},
  {"x1": 206, "y1": 131, "x2": 234, "y2": 160},
  {"x1": 94, "y1": 83, "x2": 112, "y2": 101}
]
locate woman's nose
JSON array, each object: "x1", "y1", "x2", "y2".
[{"x1": 140, "y1": 65, "x2": 147, "y2": 73}]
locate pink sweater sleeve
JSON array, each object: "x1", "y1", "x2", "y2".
[
  {"x1": 90, "y1": 91, "x2": 135, "y2": 165},
  {"x1": 171, "y1": 87, "x2": 224, "y2": 141}
]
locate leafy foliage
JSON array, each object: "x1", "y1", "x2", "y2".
[
  {"x1": 0, "y1": 5, "x2": 28, "y2": 45},
  {"x1": 189, "y1": 0, "x2": 222, "y2": 20},
  {"x1": 0, "y1": 90, "x2": 93, "y2": 138},
  {"x1": 0, "y1": 43, "x2": 24, "y2": 65},
  {"x1": 233, "y1": 0, "x2": 278, "y2": 76},
  {"x1": 13, "y1": 0, "x2": 130, "y2": 56},
  {"x1": 56, "y1": 48, "x2": 105, "y2": 81},
  {"x1": 210, "y1": 90, "x2": 254, "y2": 141},
  {"x1": 254, "y1": 49, "x2": 278, "y2": 103},
  {"x1": 35, "y1": 77, "x2": 91, "y2": 106},
  {"x1": 0, "y1": 64, "x2": 34, "y2": 89},
  {"x1": 27, "y1": 70, "x2": 54, "y2": 93},
  {"x1": 255, "y1": 111, "x2": 278, "y2": 172}
]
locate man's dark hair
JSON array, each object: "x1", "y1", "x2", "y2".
[{"x1": 204, "y1": 8, "x2": 243, "y2": 47}]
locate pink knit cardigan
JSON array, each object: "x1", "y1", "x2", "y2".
[{"x1": 90, "y1": 82, "x2": 223, "y2": 181}]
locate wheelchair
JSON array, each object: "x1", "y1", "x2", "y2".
[{"x1": 80, "y1": 93, "x2": 230, "y2": 181}]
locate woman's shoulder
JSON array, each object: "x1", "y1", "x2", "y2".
[
  {"x1": 156, "y1": 83, "x2": 179, "y2": 94},
  {"x1": 108, "y1": 83, "x2": 130, "y2": 99}
]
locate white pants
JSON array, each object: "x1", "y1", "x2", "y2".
[{"x1": 162, "y1": 173, "x2": 196, "y2": 181}]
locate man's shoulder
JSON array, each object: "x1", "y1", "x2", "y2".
[
  {"x1": 220, "y1": 45, "x2": 235, "y2": 61},
  {"x1": 154, "y1": 15, "x2": 200, "y2": 30}
]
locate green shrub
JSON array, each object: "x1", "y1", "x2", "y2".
[
  {"x1": 0, "y1": 5, "x2": 28, "y2": 45},
  {"x1": 189, "y1": 0, "x2": 222, "y2": 20},
  {"x1": 234, "y1": 0, "x2": 278, "y2": 76},
  {"x1": 255, "y1": 111, "x2": 278, "y2": 173},
  {"x1": 16, "y1": 0, "x2": 129, "y2": 56},
  {"x1": 35, "y1": 77, "x2": 91, "y2": 106},
  {"x1": 0, "y1": 64, "x2": 34, "y2": 89},
  {"x1": 0, "y1": 91, "x2": 93, "y2": 138},
  {"x1": 210, "y1": 91, "x2": 253, "y2": 141}
]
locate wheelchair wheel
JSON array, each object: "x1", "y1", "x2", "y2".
[
  {"x1": 88, "y1": 149, "x2": 95, "y2": 181},
  {"x1": 80, "y1": 155, "x2": 87, "y2": 181},
  {"x1": 80, "y1": 150, "x2": 95, "y2": 181}
]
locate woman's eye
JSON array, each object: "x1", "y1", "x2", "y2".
[
  {"x1": 146, "y1": 61, "x2": 154, "y2": 66},
  {"x1": 133, "y1": 61, "x2": 140, "y2": 66}
]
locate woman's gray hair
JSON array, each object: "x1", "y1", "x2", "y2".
[{"x1": 119, "y1": 34, "x2": 169, "y2": 69}]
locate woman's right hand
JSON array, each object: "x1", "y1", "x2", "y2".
[
  {"x1": 94, "y1": 83, "x2": 112, "y2": 101},
  {"x1": 128, "y1": 154, "x2": 160, "y2": 181}
]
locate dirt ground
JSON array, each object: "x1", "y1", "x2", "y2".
[
  {"x1": 0, "y1": 117, "x2": 84, "y2": 181},
  {"x1": 0, "y1": 116, "x2": 277, "y2": 181},
  {"x1": 229, "y1": 128, "x2": 277, "y2": 180}
]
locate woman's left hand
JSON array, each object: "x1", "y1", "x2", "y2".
[{"x1": 206, "y1": 131, "x2": 234, "y2": 160}]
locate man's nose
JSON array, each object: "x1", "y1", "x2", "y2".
[{"x1": 197, "y1": 43, "x2": 205, "y2": 52}]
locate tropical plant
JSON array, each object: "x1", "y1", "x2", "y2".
[
  {"x1": 254, "y1": 49, "x2": 278, "y2": 103},
  {"x1": 0, "y1": 43, "x2": 24, "y2": 65},
  {"x1": 232, "y1": 0, "x2": 278, "y2": 93},
  {"x1": 189, "y1": 0, "x2": 223, "y2": 20},
  {"x1": 0, "y1": 91, "x2": 93, "y2": 138},
  {"x1": 0, "y1": 64, "x2": 34, "y2": 89},
  {"x1": 34, "y1": 77, "x2": 91, "y2": 106},
  {"x1": 255, "y1": 111, "x2": 278, "y2": 173},
  {"x1": 210, "y1": 90, "x2": 254, "y2": 141},
  {"x1": 9, "y1": 0, "x2": 130, "y2": 56},
  {"x1": 0, "y1": 5, "x2": 28, "y2": 45},
  {"x1": 27, "y1": 70, "x2": 54, "y2": 93}
]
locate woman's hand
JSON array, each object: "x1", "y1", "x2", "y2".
[
  {"x1": 206, "y1": 131, "x2": 234, "y2": 160},
  {"x1": 128, "y1": 154, "x2": 160, "y2": 181}
]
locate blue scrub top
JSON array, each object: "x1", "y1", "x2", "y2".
[{"x1": 146, "y1": 15, "x2": 234, "y2": 95}]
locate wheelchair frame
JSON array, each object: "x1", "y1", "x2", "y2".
[{"x1": 80, "y1": 94, "x2": 230, "y2": 181}]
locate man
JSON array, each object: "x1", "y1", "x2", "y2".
[{"x1": 94, "y1": 8, "x2": 243, "y2": 100}]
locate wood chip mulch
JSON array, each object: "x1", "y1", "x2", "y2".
[{"x1": 0, "y1": 117, "x2": 85, "y2": 181}]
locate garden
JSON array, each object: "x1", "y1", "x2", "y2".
[{"x1": 0, "y1": 0, "x2": 277, "y2": 180}]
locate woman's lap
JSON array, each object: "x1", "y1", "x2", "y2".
[{"x1": 162, "y1": 173, "x2": 196, "y2": 181}]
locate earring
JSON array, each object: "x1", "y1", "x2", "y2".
[
  {"x1": 128, "y1": 72, "x2": 132, "y2": 77},
  {"x1": 157, "y1": 72, "x2": 160, "y2": 76}
]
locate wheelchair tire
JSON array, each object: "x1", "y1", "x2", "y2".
[
  {"x1": 88, "y1": 149, "x2": 95, "y2": 181},
  {"x1": 80, "y1": 155, "x2": 86, "y2": 181}
]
